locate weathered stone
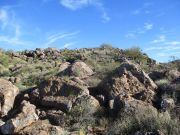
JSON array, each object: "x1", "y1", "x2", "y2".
[
  {"x1": 113, "y1": 94, "x2": 157, "y2": 116},
  {"x1": 72, "y1": 95, "x2": 100, "y2": 114},
  {"x1": 70, "y1": 61, "x2": 94, "y2": 78},
  {"x1": 58, "y1": 62, "x2": 70, "y2": 73},
  {"x1": 1, "y1": 101, "x2": 38, "y2": 134},
  {"x1": 30, "y1": 77, "x2": 89, "y2": 113},
  {"x1": 38, "y1": 77, "x2": 89, "y2": 98},
  {"x1": 41, "y1": 96, "x2": 73, "y2": 112},
  {"x1": 0, "y1": 79, "x2": 19, "y2": 117},
  {"x1": 98, "y1": 62, "x2": 157, "y2": 104},
  {"x1": 46, "y1": 110, "x2": 66, "y2": 126}
]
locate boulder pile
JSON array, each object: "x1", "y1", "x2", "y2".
[{"x1": 0, "y1": 60, "x2": 178, "y2": 135}]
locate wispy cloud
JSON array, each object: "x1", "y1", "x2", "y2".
[
  {"x1": 63, "y1": 42, "x2": 76, "y2": 48},
  {"x1": 125, "y1": 33, "x2": 136, "y2": 38},
  {"x1": 144, "y1": 45, "x2": 180, "y2": 51},
  {"x1": 165, "y1": 41, "x2": 180, "y2": 46},
  {"x1": 144, "y1": 23, "x2": 153, "y2": 30},
  {"x1": 60, "y1": 0, "x2": 90, "y2": 10},
  {"x1": 151, "y1": 35, "x2": 166, "y2": 43},
  {"x1": 125, "y1": 22, "x2": 153, "y2": 38},
  {"x1": 45, "y1": 31, "x2": 80, "y2": 48},
  {"x1": 132, "y1": 2, "x2": 153, "y2": 15},
  {"x1": 144, "y1": 36, "x2": 180, "y2": 61},
  {"x1": 59, "y1": 0, "x2": 110, "y2": 22},
  {"x1": 0, "y1": 7, "x2": 29, "y2": 46},
  {"x1": 0, "y1": 8, "x2": 8, "y2": 30}
]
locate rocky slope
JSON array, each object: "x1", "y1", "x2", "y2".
[{"x1": 0, "y1": 46, "x2": 179, "y2": 135}]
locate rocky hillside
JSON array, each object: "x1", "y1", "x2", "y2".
[{"x1": 0, "y1": 46, "x2": 179, "y2": 135}]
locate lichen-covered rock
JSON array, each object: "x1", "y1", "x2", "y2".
[
  {"x1": 98, "y1": 62, "x2": 157, "y2": 104},
  {"x1": 113, "y1": 94, "x2": 157, "y2": 115},
  {"x1": 30, "y1": 77, "x2": 89, "y2": 112},
  {"x1": 73, "y1": 95, "x2": 100, "y2": 114},
  {"x1": 70, "y1": 61, "x2": 94, "y2": 78},
  {"x1": 0, "y1": 79, "x2": 19, "y2": 117},
  {"x1": 1, "y1": 101, "x2": 38, "y2": 134},
  {"x1": 38, "y1": 77, "x2": 89, "y2": 97}
]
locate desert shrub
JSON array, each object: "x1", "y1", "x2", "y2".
[
  {"x1": 100, "y1": 44, "x2": 113, "y2": 49},
  {"x1": 155, "y1": 79, "x2": 174, "y2": 97},
  {"x1": 155, "y1": 79, "x2": 170, "y2": 86},
  {"x1": 124, "y1": 47, "x2": 147, "y2": 63},
  {"x1": 106, "y1": 110, "x2": 179, "y2": 135},
  {"x1": 15, "y1": 82, "x2": 27, "y2": 91},
  {"x1": 23, "y1": 74, "x2": 41, "y2": 87},
  {"x1": 171, "y1": 61, "x2": 180, "y2": 72},
  {"x1": 0, "y1": 53, "x2": 10, "y2": 67},
  {"x1": 0, "y1": 70, "x2": 11, "y2": 77},
  {"x1": 66, "y1": 97, "x2": 102, "y2": 132},
  {"x1": 61, "y1": 49, "x2": 82, "y2": 63},
  {"x1": 68, "y1": 101, "x2": 95, "y2": 128}
]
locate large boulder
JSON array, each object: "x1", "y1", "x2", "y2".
[
  {"x1": 30, "y1": 77, "x2": 89, "y2": 112},
  {"x1": 70, "y1": 61, "x2": 94, "y2": 78},
  {"x1": 113, "y1": 94, "x2": 157, "y2": 115},
  {"x1": 98, "y1": 62, "x2": 157, "y2": 105},
  {"x1": 38, "y1": 77, "x2": 89, "y2": 97},
  {"x1": 58, "y1": 62, "x2": 70, "y2": 73},
  {"x1": 72, "y1": 95, "x2": 100, "y2": 114},
  {"x1": 1, "y1": 101, "x2": 39, "y2": 134},
  {"x1": 0, "y1": 79, "x2": 19, "y2": 117},
  {"x1": 58, "y1": 61, "x2": 94, "y2": 78}
]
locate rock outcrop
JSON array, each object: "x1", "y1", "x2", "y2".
[
  {"x1": 31, "y1": 77, "x2": 89, "y2": 112},
  {"x1": 0, "y1": 79, "x2": 19, "y2": 117},
  {"x1": 113, "y1": 94, "x2": 157, "y2": 115},
  {"x1": 1, "y1": 101, "x2": 38, "y2": 134},
  {"x1": 58, "y1": 61, "x2": 94, "y2": 78},
  {"x1": 70, "y1": 61, "x2": 94, "y2": 78},
  {"x1": 98, "y1": 62, "x2": 157, "y2": 106}
]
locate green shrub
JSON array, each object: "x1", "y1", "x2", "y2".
[
  {"x1": 124, "y1": 47, "x2": 147, "y2": 63},
  {"x1": 0, "y1": 53, "x2": 10, "y2": 67},
  {"x1": 106, "y1": 110, "x2": 179, "y2": 135},
  {"x1": 100, "y1": 44, "x2": 113, "y2": 49}
]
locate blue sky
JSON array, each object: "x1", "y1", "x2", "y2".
[{"x1": 0, "y1": 0, "x2": 180, "y2": 62}]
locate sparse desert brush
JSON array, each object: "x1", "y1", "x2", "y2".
[
  {"x1": 0, "y1": 52, "x2": 10, "y2": 67},
  {"x1": 106, "y1": 110, "x2": 179, "y2": 135},
  {"x1": 123, "y1": 47, "x2": 146, "y2": 62},
  {"x1": 155, "y1": 79, "x2": 170, "y2": 86},
  {"x1": 100, "y1": 43, "x2": 113, "y2": 49}
]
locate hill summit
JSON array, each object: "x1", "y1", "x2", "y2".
[{"x1": 0, "y1": 46, "x2": 179, "y2": 135}]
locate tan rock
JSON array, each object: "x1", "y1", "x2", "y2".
[
  {"x1": 99, "y1": 62, "x2": 157, "y2": 103},
  {"x1": 38, "y1": 77, "x2": 89, "y2": 97},
  {"x1": 58, "y1": 62, "x2": 70, "y2": 73},
  {"x1": 113, "y1": 94, "x2": 157, "y2": 115},
  {"x1": 70, "y1": 61, "x2": 94, "y2": 78},
  {"x1": 72, "y1": 95, "x2": 100, "y2": 114},
  {"x1": 0, "y1": 79, "x2": 19, "y2": 117},
  {"x1": 1, "y1": 101, "x2": 38, "y2": 134}
]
